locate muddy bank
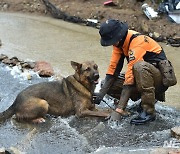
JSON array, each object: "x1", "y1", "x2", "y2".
[{"x1": 0, "y1": 0, "x2": 179, "y2": 46}]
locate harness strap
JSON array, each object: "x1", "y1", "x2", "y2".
[{"x1": 128, "y1": 33, "x2": 141, "y2": 49}]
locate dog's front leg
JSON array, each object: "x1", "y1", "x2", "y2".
[{"x1": 77, "y1": 109, "x2": 109, "y2": 118}]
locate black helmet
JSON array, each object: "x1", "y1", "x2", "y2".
[{"x1": 99, "y1": 19, "x2": 128, "y2": 46}]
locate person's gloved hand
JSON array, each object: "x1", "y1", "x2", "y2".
[
  {"x1": 92, "y1": 74, "x2": 115, "y2": 105},
  {"x1": 92, "y1": 93, "x2": 104, "y2": 104}
]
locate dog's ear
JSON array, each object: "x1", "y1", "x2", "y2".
[{"x1": 71, "y1": 61, "x2": 82, "y2": 73}]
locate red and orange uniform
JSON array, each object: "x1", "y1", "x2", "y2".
[{"x1": 106, "y1": 30, "x2": 166, "y2": 85}]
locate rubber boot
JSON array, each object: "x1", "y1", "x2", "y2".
[{"x1": 130, "y1": 111, "x2": 156, "y2": 125}]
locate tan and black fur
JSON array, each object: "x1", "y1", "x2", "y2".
[{"x1": 0, "y1": 61, "x2": 109, "y2": 123}]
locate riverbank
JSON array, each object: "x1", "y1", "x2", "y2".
[{"x1": 0, "y1": 0, "x2": 179, "y2": 46}]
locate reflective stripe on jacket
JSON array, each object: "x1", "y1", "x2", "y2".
[{"x1": 106, "y1": 30, "x2": 166, "y2": 85}]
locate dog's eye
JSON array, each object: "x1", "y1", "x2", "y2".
[{"x1": 94, "y1": 65, "x2": 98, "y2": 70}]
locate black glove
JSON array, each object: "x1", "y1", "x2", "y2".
[
  {"x1": 92, "y1": 75, "x2": 115, "y2": 105},
  {"x1": 92, "y1": 93, "x2": 104, "y2": 104}
]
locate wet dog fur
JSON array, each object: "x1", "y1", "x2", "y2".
[{"x1": 0, "y1": 61, "x2": 109, "y2": 123}]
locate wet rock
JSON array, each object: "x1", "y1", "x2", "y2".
[
  {"x1": 171, "y1": 126, "x2": 180, "y2": 140},
  {"x1": 0, "y1": 148, "x2": 11, "y2": 154},
  {"x1": 153, "y1": 32, "x2": 160, "y2": 39},
  {"x1": 34, "y1": 61, "x2": 54, "y2": 77},
  {"x1": 0, "y1": 54, "x2": 8, "y2": 61},
  {"x1": 0, "y1": 147, "x2": 5, "y2": 154},
  {"x1": 0, "y1": 3, "x2": 9, "y2": 11},
  {"x1": 0, "y1": 54, "x2": 54, "y2": 78},
  {"x1": 9, "y1": 147, "x2": 23, "y2": 154},
  {"x1": 168, "y1": 38, "x2": 180, "y2": 47},
  {"x1": 20, "y1": 61, "x2": 35, "y2": 69},
  {"x1": 2, "y1": 3, "x2": 9, "y2": 10},
  {"x1": 2, "y1": 56, "x2": 20, "y2": 67}
]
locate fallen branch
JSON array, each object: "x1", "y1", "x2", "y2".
[{"x1": 42, "y1": 0, "x2": 98, "y2": 28}]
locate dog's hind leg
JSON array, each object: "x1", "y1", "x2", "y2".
[{"x1": 15, "y1": 97, "x2": 49, "y2": 123}]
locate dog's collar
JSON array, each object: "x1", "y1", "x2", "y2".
[{"x1": 66, "y1": 76, "x2": 91, "y2": 98}]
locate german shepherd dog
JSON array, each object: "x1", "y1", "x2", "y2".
[{"x1": 0, "y1": 61, "x2": 109, "y2": 123}]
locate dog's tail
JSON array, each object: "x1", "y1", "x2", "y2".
[{"x1": 0, "y1": 104, "x2": 15, "y2": 123}]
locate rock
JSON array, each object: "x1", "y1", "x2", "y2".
[
  {"x1": 3, "y1": 3, "x2": 9, "y2": 10},
  {"x1": 2, "y1": 57, "x2": 20, "y2": 66},
  {"x1": 9, "y1": 147, "x2": 23, "y2": 154},
  {"x1": 21, "y1": 61, "x2": 35, "y2": 69},
  {"x1": 171, "y1": 126, "x2": 180, "y2": 140},
  {"x1": 34, "y1": 61, "x2": 54, "y2": 77},
  {"x1": 168, "y1": 38, "x2": 180, "y2": 47},
  {"x1": 153, "y1": 32, "x2": 160, "y2": 39},
  {"x1": 0, "y1": 147, "x2": 5, "y2": 154},
  {"x1": 141, "y1": 20, "x2": 149, "y2": 33},
  {"x1": 0, "y1": 39, "x2": 2, "y2": 46},
  {"x1": 0, "y1": 54, "x2": 8, "y2": 61}
]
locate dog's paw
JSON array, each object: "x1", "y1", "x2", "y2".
[{"x1": 32, "y1": 118, "x2": 46, "y2": 124}]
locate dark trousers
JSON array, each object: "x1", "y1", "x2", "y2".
[{"x1": 133, "y1": 61, "x2": 163, "y2": 114}]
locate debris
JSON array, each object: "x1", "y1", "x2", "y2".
[
  {"x1": 141, "y1": 3, "x2": 158, "y2": 20},
  {"x1": 158, "y1": 0, "x2": 180, "y2": 24},
  {"x1": 104, "y1": 0, "x2": 117, "y2": 6},
  {"x1": 0, "y1": 54, "x2": 8, "y2": 61},
  {"x1": 20, "y1": 70, "x2": 32, "y2": 80},
  {"x1": 168, "y1": 10, "x2": 180, "y2": 24},
  {"x1": 87, "y1": 19, "x2": 98, "y2": 24}
]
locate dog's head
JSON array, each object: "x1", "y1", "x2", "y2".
[{"x1": 71, "y1": 61, "x2": 99, "y2": 90}]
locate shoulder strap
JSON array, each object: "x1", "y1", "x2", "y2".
[{"x1": 128, "y1": 33, "x2": 141, "y2": 49}]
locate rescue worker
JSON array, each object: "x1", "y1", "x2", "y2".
[{"x1": 93, "y1": 19, "x2": 175, "y2": 125}]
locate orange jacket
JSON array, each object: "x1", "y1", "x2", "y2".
[{"x1": 107, "y1": 30, "x2": 165, "y2": 85}]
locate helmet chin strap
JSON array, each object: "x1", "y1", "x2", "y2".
[{"x1": 116, "y1": 30, "x2": 128, "y2": 48}]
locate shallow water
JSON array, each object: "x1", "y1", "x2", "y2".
[{"x1": 0, "y1": 12, "x2": 180, "y2": 154}]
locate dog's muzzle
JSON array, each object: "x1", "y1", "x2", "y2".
[{"x1": 92, "y1": 73, "x2": 99, "y2": 84}]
